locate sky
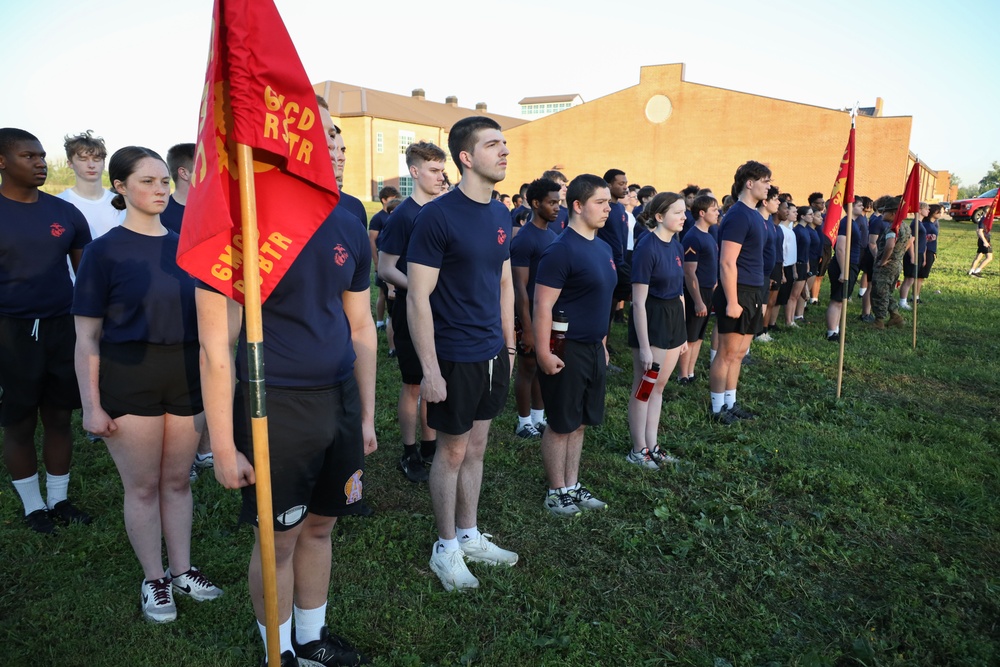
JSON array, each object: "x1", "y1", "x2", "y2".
[{"x1": 5, "y1": 0, "x2": 998, "y2": 192}]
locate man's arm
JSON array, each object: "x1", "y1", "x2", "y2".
[
  {"x1": 500, "y1": 259, "x2": 515, "y2": 377},
  {"x1": 512, "y1": 265, "x2": 534, "y2": 352},
  {"x1": 718, "y1": 240, "x2": 743, "y2": 318},
  {"x1": 196, "y1": 287, "x2": 254, "y2": 489},
  {"x1": 407, "y1": 262, "x2": 445, "y2": 403},
  {"x1": 70, "y1": 248, "x2": 85, "y2": 272},
  {"x1": 683, "y1": 261, "x2": 706, "y2": 316},
  {"x1": 378, "y1": 252, "x2": 408, "y2": 290},
  {"x1": 368, "y1": 230, "x2": 379, "y2": 269},
  {"x1": 532, "y1": 284, "x2": 564, "y2": 376},
  {"x1": 343, "y1": 288, "x2": 378, "y2": 456},
  {"x1": 834, "y1": 236, "x2": 847, "y2": 281}
]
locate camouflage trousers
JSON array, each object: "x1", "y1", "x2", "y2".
[{"x1": 871, "y1": 263, "x2": 902, "y2": 320}]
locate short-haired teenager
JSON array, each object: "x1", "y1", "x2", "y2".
[{"x1": 533, "y1": 174, "x2": 617, "y2": 515}]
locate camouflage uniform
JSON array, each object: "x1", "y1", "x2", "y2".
[{"x1": 871, "y1": 222, "x2": 912, "y2": 320}]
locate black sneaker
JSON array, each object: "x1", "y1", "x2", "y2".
[
  {"x1": 50, "y1": 499, "x2": 92, "y2": 525},
  {"x1": 727, "y1": 403, "x2": 756, "y2": 420},
  {"x1": 676, "y1": 376, "x2": 692, "y2": 386},
  {"x1": 826, "y1": 332, "x2": 840, "y2": 342},
  {"x1": 398, "y1": 451, "x2": 429, "y2": 483},
  {"x1": 710, "y1": 408, "x2": 739, "y2": 425},
  {"x1": 260, "y1": 650, "x2": 298, "y2": 667},
  {"x1": 292, "y1": 627, "x2": 370, "y2": 666},
  {"x1": 25, "y1": 508, "x2": 56, "y2": 534},
  {"x1": 741, "y1": 355, "x2": 758, "y2": 366}
]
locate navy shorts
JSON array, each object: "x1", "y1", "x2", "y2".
[
  {"x1": 427, "y1": 352, "x2": 510, "y2": 435},
  {"x1": 0, "y1": 314, "x2": 81, "y2": 426},
  {"x1": 391, "y1": 293, "x2": 422, "y2": 385},
  {"x1": 628, "y1": 295, "x2": 686, "y2": 350},
  {"x1": 99, "y1": 341, "x2": 202, "y2": 418},
  {"x1": 714, "y1": 286, "x2": 763, "y2": 336},
  {"x1": 537, "y1": 340, "x2": 606, "y2": 434}
]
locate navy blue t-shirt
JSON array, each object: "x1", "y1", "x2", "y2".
[
  {"x1": 977, "y1": 218, "x2": 992, "y2": 243},
  {"x1": 554, "y1": 205, "x2": 568, "y2": 230},
  {"x1": 510, "y1": 204, "x2": 529, "y2": 226},
  {"x1": 338, "y1": 192, "x2": 368, "y2": 228},
  {"x1": 535, "y1": 228, "x2": 617, "y2": 344},
  {"x1": 793, "y1": 224, "x2": 812, "y2": 265},
  {"x1": 838, "y1": 216, "x2": 864, "y2": 264},
  {"x1": 0, "y1": 191, "x2": 92, "y2": 318},
  {"x1": 161, "y1": 195, "x2": 185, "y2": 234},
  {"x1": 809, "y1": 226, "x2": 824, "y2": 262},
  {"x1": 632, "y1": 231, "x2": 684, "y2": 299},
  {"x1": 510, "y1": 221, "x2": 557, "y2": 301},
  {"x1": 679, "y1": 210, "x2": 696, "y2": 240},
  {"x1": 200, "y1": 208, "x2": 369, "y2": 387},
  {"x1": 682, "y1": 226, "x2": 718, "y2": 289},
  {"x1": 768, "y1": 220, "x2": 783, "y2": 269},
  {"x1": 911, "y1": 219, "x2": 928, "y2": 256},
  {"x1": 925, "y1": 220, "x2": 939, "y2": 253},
  {"x1": 718, "y1": 201, "x2": 765, "y2": 287},
  {"x1": 407, "y1": 188, "x2": 511, "y2": 362},
  {"x1": 377, "y1": 197, "x2": 423, "y2": 278},
  {"x1": 867, "y1": 214, "x2": 885, "y2": 247},
  {"x1": 72, "y1": 227, "x2": 197, "y2": 344},
  {"x1": 596, "y1": 202, "x2": 627, "y2": 267},
  {"x1": 368, "y1": 209, "x2": 389, "y2": 236}
]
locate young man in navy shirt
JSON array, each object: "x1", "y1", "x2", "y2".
[
  {"x1": 825, "y1": 199, "x2": 865, "y2": 341},
  {"x1": 407, "y1": 116, "x2": 518, "y2": 591},
  {"x1": 196, "y1": 102, "x2": 376, "y2": 667},
  {"x1": 369, "y1": 185, "x2": 401, "y2": 334},
  {"x1": 533, "y1": 174, "x2": 617, "y2": 516},
  {"x1": 160, "y1": 143, "x2": 195, "y2": 235},
  {"x1": 0, "y1": 128, "x2": 93, "y2": 533},
  {"x1": 315, "y1": 97, "x2": 368, "y2": 229},
  {"x1": 510, "y1": 178, "x2": 561, "y2": 440},
  {"x1": 377, "y1": 142, "x2": 447, "y2": 483},
  {"x1": 600, "y1": 169, "x2": 630, "y2": 334},
  {"x1": 709, "y1": 161, "x2": 771, "y2": 424}
]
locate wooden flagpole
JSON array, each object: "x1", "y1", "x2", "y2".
[
  {"x1": 236, "y1": 143, "x2": 281, "y2": 667},
  {"x1": 835, "y1": 111, "x2": 857, "y2": 399}
]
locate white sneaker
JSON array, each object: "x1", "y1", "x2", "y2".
[
  {"x1": 649, "y1": 446, "x2": 680, "y2": 466},
  {"x1": 514, "y1": 423, "x2": 541, "y2": 439},
  {"x1": 167, "y1": 566, "x2": 223, "y2": 601},
  {"x1": 429, "y1": 544, "x2": 479, "y2": 592},
  {"x1": 194, "y1": 452, "x2": 214, "y2": 469},
  {"x1": 460, "y1": 533, "x2": 519, "y2": 566},
  {"x1": 899, "y1": 301, "x2": 912, "y2": 311},
  {"x1": 544, "y1": 492, "x2": 581, "y2": 517},
  {"x1": 755, "y1": 332, "x2": 773, "y2": 342},
  {"x1": 567, "y1": 484, "x2": 607, "y2": 510},
  {"x1": 533, "y1": 418, "x2": 548, "y2": 433},
  {"x1": 626, "y1": 448, "x2": 659, "y2": 470},
  {"x1": 141, "y1": 578, "x2": 177, "y2": 623},
  {"x1": 786, "y1": 320, "x2": 800, "y2": 328}
]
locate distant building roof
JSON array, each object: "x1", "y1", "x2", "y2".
[
  {"x1": 518, "y1": 94, "x2": 582, "y2": 105},
  {"x1": 314, "y1": 80, "x2": 527, "y2": 130}
]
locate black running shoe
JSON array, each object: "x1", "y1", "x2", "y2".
[
  {"x1": 50, "y1": 499, "x2": 92, "y2": 525},
  {"x1": 727, "y1": 403, "x2": 756, "y2": 420},
  {"x1": 292, "y1": 627, "x2": 370, "y2": 666},
  {"x1": 25, "y1": 509, "x2": 56, "y2": 534},
  {"x1": 260, "y1": 650, "x2": 298, "y2": 667},
  {"x1": 398, "y1": 451, "x2": 429, "y2": 483},
  {"x1": 710, "y1": 408, "x2": 739, "y2": 426}
]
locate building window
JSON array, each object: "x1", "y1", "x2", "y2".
[
  {"x1": 376, "y1": 177, "x2": 383, "y2": 192},
  {"x1": 376, "y1": 132, "x2": 383, "y2": 154},
  {"x1": 399, "y1": 176, "x2": 413, "y2": 197},
  {"x1": 399, "y1": 131, "x2": 414, "y2": 154}
]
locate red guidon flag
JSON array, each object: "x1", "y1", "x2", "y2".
[
  {"x1": 981, "y1": 187, "x2": 1000, "y2": 234},
  {"x1": 177, "y1": 0, "x2": 339, "y2": 304},
  {"x1": 892, "y1": 162, "x2": 921, "y2": 234},
  {"x1": 821, "y1": 125, "x2": 856, "y2": 246}
]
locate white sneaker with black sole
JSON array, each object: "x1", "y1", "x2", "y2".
[
  {"x1": 544, "y1": 492, "x2": 581, "y2": 517},
  {"x1": 567, "y1": 484, "x2": 607, "y2": 510}
]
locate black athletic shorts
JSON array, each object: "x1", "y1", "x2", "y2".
[
  {"x1": 684, "y1": 286, "x2": 715, "y2": 343},
  {"x1": 860, "y1": 248, "x2": 876, "y2": 276},
  {"x1": 0, "y1": 314, "x2": 81, "y2": 426},
  {"x1": 537, "y1": 340, "x2": 606, "y2": 434},
  {"x1": 99, "y1": 341, "x2": 202, "y2": 418},
  {"x1": 768, "y1": 263, "x2": 782, "y2": 291},
  {"x1": 776, "y1": 265, "x2": 795, "y2": 306},
  {"x1": 390, "y1": 292, "x2": 422, "y2": 385},
  {"x1": 827, "y1": 259, "x2": 859, "y2": 303},
  {"x1": 628, "y1": 295, "x2": 686, "y2": 350},
  {"x1": 713, "y1": 285, "x2": 764, "y2": 336},
  {"x1": 795, "y1": 261, "x2": 809, "y2": 281},
  {"x1": 978, "y1": 235, "x2": 992, "y2": 255},
  {"x1": 903, "y1": 253, "x2": 935, "y2": 280},
  {"x1": 612, "y1": 264, "x2": 632, "y2": 304},
  {"x1": 234, "y1": 377, "x2": 367, "y2": 530},
  {"x1": 427, "y1": 352, "x2": 510, "y2": 435},
  {"x1": 920, "y1": 252, "x2": 935, "y2": 279},
  {"x1": 375, "y1": 275, "x2": 388, "y2": 294}
]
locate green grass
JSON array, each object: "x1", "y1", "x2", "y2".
[{"x1": 2, "y1": 220, "x2": 999, "y2": 666}]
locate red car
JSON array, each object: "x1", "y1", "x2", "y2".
[{"x1": 950, "y1": 188, "x2": 998, "y2": 223}]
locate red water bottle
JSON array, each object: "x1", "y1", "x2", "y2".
[
  {"x1": 549, "y1": 311, "x2": 568, "y2": 359},
  {"x1": 634, "y1": 362, "x2": 660, "y2": 401}
]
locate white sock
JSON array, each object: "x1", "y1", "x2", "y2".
[
  {"x1": 530, "y1": 409, "x2": 545, "y2": 424},
  {"x1": 376, "y1": 320, "x2": 384, "y2": 327},
  {"x1": 724, "y1": 390, "x2": 737, "y2": 409},
  {"x1": 899, "y1": 298, "x2": 907, "y2": 306},
  {"x1": 294, "y1": 602, "x2": 327, "y2": 645},
  {"x1": 45, "y1": 472, "x2": 70, "y2": 509},
  {"x1": 437, "y1": 537, "x2": 460, "y2": 553},
  {"x1": 709, "y1": 349, "x2": 717, "y2": 363},
  {"x1": 858, "y1": 287, "x2": 867, "y2": 296},
  {"x1": 710, "y1": 392, "x2": 726, "y2": 414},
  {"x1": 827, "y1": 329, "x2": 838, "y2": 337},
  {"x1": 457, "y1": 526, "x2": 479, "y2": 543},
  {"x1": 744, "y1": 346, "x2": 751, "y2": 357},
  {"x1": 12, "y1": 473, "x2": 46, "y2": 515},
  {"x1": 195, "y1": 452, "x2": 213, "y2": 463},
  {"x1": 517, "y1": 414, "x2": 532, "y2": 428},
  {"x1": 258, "y1": 613, "x2": 294, "y2": 656}
]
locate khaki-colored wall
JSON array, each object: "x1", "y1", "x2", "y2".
[{"x1": 503, "y1": 64, "x2": 921, "y2": 204}]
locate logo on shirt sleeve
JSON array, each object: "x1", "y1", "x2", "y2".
[
  {"x1": 497, "y1": 227, "x2": 507, "y2": 245},
  {"x1": 333, "y1": 243, "x2": 348, "y2": 267},
  {"x1": 50, "y1": 223, "x2": 65, "y2": 238}
]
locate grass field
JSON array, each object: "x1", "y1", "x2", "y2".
[{"x1": 1, "y1": 218, "x2": 998, "y2": 667}]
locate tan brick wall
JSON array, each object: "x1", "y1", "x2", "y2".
[{"x1": 503, "y1": 64, "x2": 922, "y2": 204}]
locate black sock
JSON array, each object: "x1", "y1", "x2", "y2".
[
  {"x1": 403, "y1": 443, "x2": 418, "y2": 458},
  {"x1": 420, "y1": 439, "x2": 437, "y2": 459}
]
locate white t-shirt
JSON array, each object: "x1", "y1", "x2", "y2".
[
  {"x1": 57, "y1": 188, "x2": 122, "y2": 239},
  {"x1": 781, "y1": 222, "x2": 797, "y2": 267}
]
